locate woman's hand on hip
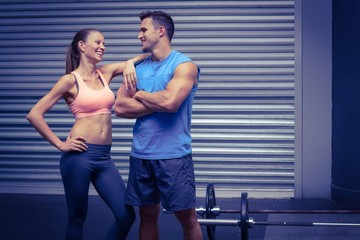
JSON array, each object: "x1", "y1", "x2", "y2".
[{"x1": 60, "y1": 136, "x2": 87, "y2": 152}]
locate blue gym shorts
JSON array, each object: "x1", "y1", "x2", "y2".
[{"x1": 126, "y1": 154, "x2": 197, "y2": 212}]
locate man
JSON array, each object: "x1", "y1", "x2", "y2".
[{"x1": 115, "y1": 10, "x2": 202, "y2": 240}]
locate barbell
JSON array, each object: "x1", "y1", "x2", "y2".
[{"x1": 164, "y1": 183, "x2": 360, "y2": 240}]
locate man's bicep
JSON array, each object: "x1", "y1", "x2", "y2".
[{"x1": 166, "y1": 62, "x2": 198, "y2": 96}]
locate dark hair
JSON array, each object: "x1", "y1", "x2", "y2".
[
  {"x1": 66, "y1": 28, "x2": 99, "y2": 74},
  {"x1": 139, "y1": 11, "x2": 175, "y2": 42}
]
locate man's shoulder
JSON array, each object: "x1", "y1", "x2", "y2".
[
  {"x1": 172, "y1": 50, "x2": 188, "y2": 57},
  {"x1": 171, "y1": 50, "x2": 192, "y2": 63}
]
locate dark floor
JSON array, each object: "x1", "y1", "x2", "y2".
[{"x1": 1, "y1": 194, "x2": 360, "y2": 240}]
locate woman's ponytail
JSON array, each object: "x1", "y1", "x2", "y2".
[{"x1": 65, "y1": 28, "x2": 98, "y2": 74}]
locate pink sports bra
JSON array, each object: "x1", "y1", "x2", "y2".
[{"x1": 69, "y1": 70, "x2": 115, "y2": 119}]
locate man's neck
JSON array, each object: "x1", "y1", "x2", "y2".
[{"x1": 151, "y1": 45, "x2": 172, "y2": 62}]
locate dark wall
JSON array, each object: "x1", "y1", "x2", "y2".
[{"x1": 332, "y1": 0, "x2": 360, "y2": 202}]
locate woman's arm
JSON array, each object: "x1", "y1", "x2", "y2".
[
  {"x1": 98, "y1": 53, "x2": 150, "y2": 90},
  {"x1": 26, "y1": 74, "x2": 87, "y2": 152}
]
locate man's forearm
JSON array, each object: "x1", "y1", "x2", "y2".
[
  {"x1": 134, "y1": 90, "x2": 178, "y2": 113},
  {"x1": 115, "y1": 97, "x2": 154, "y2": 118}
]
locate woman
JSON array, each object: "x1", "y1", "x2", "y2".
[{"x1": 26, "y1": 28, "x2": 147, "y2": 240}]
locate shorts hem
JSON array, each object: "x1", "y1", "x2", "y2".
[
  {"x1": 126, "y1": 199, "x2": 160, "y2": 207},
  {"x1": 163, "y1": 204, "x2": 197, "y2": 212}
]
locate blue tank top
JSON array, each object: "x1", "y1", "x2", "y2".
[{"x1": 131, "y1": 50, "x2": 200, "y2": 160}]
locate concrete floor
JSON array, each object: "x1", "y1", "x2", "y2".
[{"x1": 1, "y1": 194, "x2": 360, "y2": 240}]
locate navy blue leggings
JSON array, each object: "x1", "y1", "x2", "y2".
[{"x1": 60, "y1": 143, "x2": 135, "y2": 240}]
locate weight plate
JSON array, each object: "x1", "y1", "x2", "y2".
[
  {"x1": 240, "y1": 192, "x2": 249, "y2": 240},
  {"x1": 205, "y1": 183, "x2": 216, "y2": 240}
]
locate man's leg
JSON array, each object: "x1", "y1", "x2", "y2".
[
  {"x1": 175, "y1": 208, "x2": 203, "y2": 240},
  {"x1": 139, "y1": 204, "x2": 160, "y2": 240}
]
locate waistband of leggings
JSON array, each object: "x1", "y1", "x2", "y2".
[{"x1": 86, "y1": 143, "x2": 111, "y2": 152}]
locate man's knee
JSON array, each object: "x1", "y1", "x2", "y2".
[
  {"x1": 140, "y1": 204, "x2": 160, "y2": 222},
  {"x1": 174, "y1": 208, "x2": 198, "y2": 226}
]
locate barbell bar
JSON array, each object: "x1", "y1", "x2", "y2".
[
  {"x1": 163, "y1": 183, "x2": 360, "y2": 240},
  {"x1": 196, "y1": 206, "x2": 360, "y2": 216}
]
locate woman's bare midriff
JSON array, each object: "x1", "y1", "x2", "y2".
[{"x1": 70, "y1": 114, "x2": 112, "y2": 145}]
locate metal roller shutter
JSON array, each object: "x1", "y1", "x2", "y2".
[{"x1": 0, "y1": 0, "x2": 295, "y2": 198}]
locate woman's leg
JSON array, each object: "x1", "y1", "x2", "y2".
[
  {"x1": 93, "y1": 160, "x2": 135, "y2": 240},
  {"x1": 60, "y1": 151, "x2": 92, "y2": 240}
]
